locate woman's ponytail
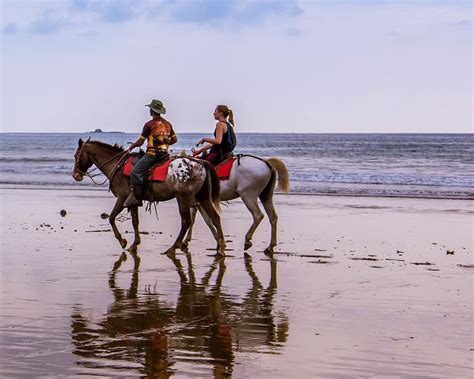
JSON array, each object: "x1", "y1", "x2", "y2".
[{"x1": 228, "y1": 109, "x2": 234, "y2": 127}]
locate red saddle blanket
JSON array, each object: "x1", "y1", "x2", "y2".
[
  {"x1": 216, "y1": 157, "x2": 237, "y2": 180},
  {"x1": 123, "y1": 156, "x2": 172, "y2": 182}
]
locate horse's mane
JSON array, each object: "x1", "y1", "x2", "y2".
[{"x1": 88, "y1": 140, "x2": 125, "y2": 154}]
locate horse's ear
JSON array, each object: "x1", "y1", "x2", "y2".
[
  {"x1": 86, "y1": 137, "x2": 91, "y2": 142},
  {"x1": 78, "y1": 138, "x2": 83, "y2": 147}
]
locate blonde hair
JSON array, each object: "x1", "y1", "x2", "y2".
[{"x1": 216, "y1": 105, "x2": 235, "y2": 127}]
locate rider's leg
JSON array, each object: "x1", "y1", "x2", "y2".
[
  {"x1": 124, "y1": 154, "x2": 155, "y2": 207},
  {"x1": 204, "y1": 152, "x2": 219, "y2": 165}
]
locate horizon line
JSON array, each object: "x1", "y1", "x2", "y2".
[{"x1": 1, "y1": 131, "x2": 473, "y2": 135}]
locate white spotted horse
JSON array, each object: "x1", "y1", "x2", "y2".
[
  {"x1": 72, "y1": 138, "x2": 226, "y2": 255},
  {"x1": 184, "y1": 154, "x2": 290, "y2": 255}
]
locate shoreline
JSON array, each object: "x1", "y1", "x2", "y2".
[{"x1": 1, "y1": 183, "x2": 473, "y2": 201}]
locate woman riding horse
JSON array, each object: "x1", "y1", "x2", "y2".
[
  {"x1": 186, "y1": 105, "x2": 290, "y2": 254},
  {"x1": 193, "y1": 105, "x2": 236, "y2": 166}
]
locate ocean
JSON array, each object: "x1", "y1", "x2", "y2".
[{"x1": 0, "y1": 133, "x2": 473, "y2": 199}]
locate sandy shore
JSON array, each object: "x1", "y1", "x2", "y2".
[{"x1": 0, "y1": 187, "x2": 473, "y2": 377}]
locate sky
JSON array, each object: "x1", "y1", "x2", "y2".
[{"x1": 1, "y1": 0, "x2": 472, "y2": 133}]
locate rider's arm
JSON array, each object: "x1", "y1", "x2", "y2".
[
  {"x1": 167, "y1": 124, "x2": 178, "y2": 145},
  {"x1": 128, "y1": 123, "x2": 150, "y2": 151},
  {"x1": 193, "y1": 143, "x2": 213, "y2": 156},
  {"x1": 197, "y1": 122, "x2": 226, "y2": 146},
  {"x1": 128, "y1": 136, "x2": 145, "y2": 151}
]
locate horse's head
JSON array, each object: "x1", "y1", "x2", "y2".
[{"x1": 72, "y1": 138, "x2": 93, "y2": 181}]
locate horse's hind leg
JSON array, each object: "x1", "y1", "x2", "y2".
[
  {"x1": 259, "y1": 173, "x2": 278, "y2": 255},
  {"x1": 241, "y1": 194, "x2": 264, "y2": 251},
  {"x1": 199, "y1": 200, "x2": 226, "y2": 256},
  {"x1": 164, "y1": 196, "x2": 192, "y2": 255},
  {"x1": 109, "y1": 197, "x2": 128, "y2": 249},
  {"x1": 182, "y1": 206, "x2": 198, "y2": 248},
  {"x1": 193, "y1": 206, "x2": 219, "y2": 242},
  {"x1": 259, "y1": 192, "x2": 278, "y2": 255},
  {"x1": 128, "y1": 206, "x2": 141, "y2": 253}
]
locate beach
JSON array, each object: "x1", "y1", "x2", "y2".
[{"x1": 0, "y1": 187, "x2": 472, "y2": 377}]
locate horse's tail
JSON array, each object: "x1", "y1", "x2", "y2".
[
  {"x1": 199, "y1": 160, "x2": 221, "y2": 213},
  {"x1": 266, "y1": 158, "x2": 290, "y2": 193}
]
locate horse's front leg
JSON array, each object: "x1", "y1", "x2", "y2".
[
  {"x1": 128, "y1": 206, "x2": 141, "y2": 253},
  {"x1": 109, "y1": 197, "x2": 128, "y2": 249},
  {"x1": 164, "y1": 196, "x2": 192, "y2": 255}
]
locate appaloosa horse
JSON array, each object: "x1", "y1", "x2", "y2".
[
  {"x1": 184, "y1": 155, "x2": 290, "y2": 254},
  {"x1": 72, "y1": 138, "x2": 226, "y2": 255}
]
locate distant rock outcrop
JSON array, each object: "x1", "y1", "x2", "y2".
[{"x1": 87, "y1": 128, "x2": 124, "y2": 133}]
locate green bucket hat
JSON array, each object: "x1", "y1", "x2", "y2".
[{"x1": 146, "y1": 99, "x2": 166, "y2": 114}]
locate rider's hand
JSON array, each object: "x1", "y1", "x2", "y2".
[
  {"x1": 196, "y1": 139, "x2": 205, "y2": 147},
  {"x1": 192, "y1": 148, "x2": 200, "y2": 157}
]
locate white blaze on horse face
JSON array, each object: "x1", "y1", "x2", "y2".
[{"x1": 169, "y1": 158, "x2": 205, "y2": 183}]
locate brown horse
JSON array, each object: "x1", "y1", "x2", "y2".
[{"x1": 72, "y1": 138, "x2": 226, "y2": 255}]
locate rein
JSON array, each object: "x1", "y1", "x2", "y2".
[{"x1": 75, "y1": 143, "x2": 130, "y2": 185}]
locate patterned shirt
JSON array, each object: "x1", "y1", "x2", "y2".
[{"x1": 140, "y1": 117, "x2": 176, "y2": 157}]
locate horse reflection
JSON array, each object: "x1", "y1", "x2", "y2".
[
  {"x1": 70, "y1": 252, "x2": 288, "y2": 378},
  {"x1": 167, "y1": 253, "x2": 235, "y2": 377},
  {"x1": 71, "y1": 252, "x2": 174, "y2": 377},
  {"x1": 236, "y1": 254, "x2": 289, "y2": 350}
]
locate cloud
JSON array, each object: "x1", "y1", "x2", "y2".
[
  {"x1": 168, "y1": 0, "x2": 302, "y2": 25},
  {"x1": 454, "y1": 19, "x2": 472, "y2": 26},
  {"x1": 285, "y1": 27, "x2": 302, "y2": 37},
  {"x1": 168, "y1": 0, "x2": 237, "y2": 23},
  {"x1": 26, "y1": 12, "x2": 69, "y2": 34},
  {"x1": 2, "y1": 23, "x2": 18, "y2": 34},
  {"x1": 71, "y1": 0, "x2": 143, "y2": 23},
  {"x1": 1, "y1": 0, "x2": 303, "y2": 36}
]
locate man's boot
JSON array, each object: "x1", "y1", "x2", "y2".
[{"x1": 123, "y1": 185, "x2": 143, "y2": 207}]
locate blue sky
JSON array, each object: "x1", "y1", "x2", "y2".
[{"x1": 1, "y1": 0, "x2": 472, "y2": 133}]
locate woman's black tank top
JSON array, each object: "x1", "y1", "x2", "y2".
[{"x1": 211, "y1": 122, "x2": 236, "y2": 155}]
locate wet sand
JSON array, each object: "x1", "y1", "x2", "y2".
[{"x1": 0, "y1": 188, "x2": 473, "y2": 377}]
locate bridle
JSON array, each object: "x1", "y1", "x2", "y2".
[{"x1": 74, "y1": 141, "x2": 130, "y2": 185}]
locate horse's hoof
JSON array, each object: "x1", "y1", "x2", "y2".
[
  {"x1": 120, "y1": 239, "x2": 127, "y2": 249},
  {"x1": 264, "y1": 247, "x2": 274, "y2": 256},
  {"x1": 182, "y1": 240, "x2": 189, "y2": 248},
  {"x1": 244, "y1": 241, "x2": 252, "y2": 250},
  {"x1": 162, "y1": 247, "x2": 176, "y2": 255}
]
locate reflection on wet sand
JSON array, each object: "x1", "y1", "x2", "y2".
[{"x1": 70, "y1": 252, "x2": 288, "y2": 377}]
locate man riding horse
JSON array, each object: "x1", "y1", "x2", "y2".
[{"x1": 124, "y1": 99, "x2": 177, "y2": 207}]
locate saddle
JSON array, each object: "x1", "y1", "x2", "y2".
[
  {"x1": 122, "y1": 153, "x2": 172, "y2": 183},
  {"x1": 215, "y1": 155, "x2": 237, "y2": 180}
]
